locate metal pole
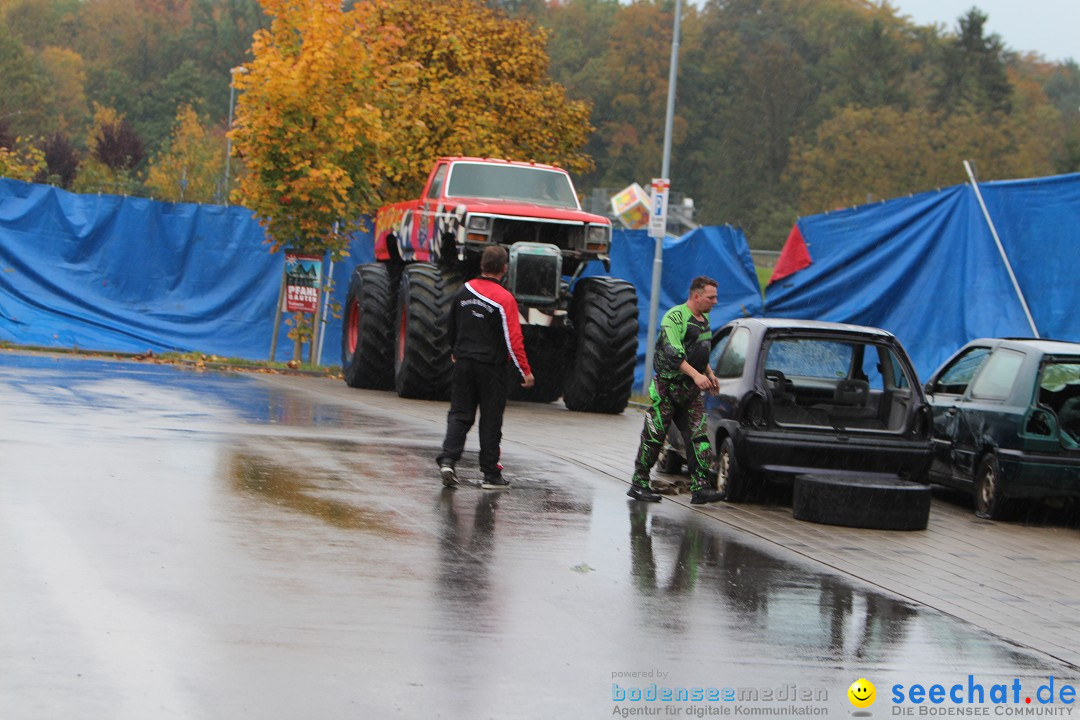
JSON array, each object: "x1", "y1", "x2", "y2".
[
  {"x1": 315, "y1": 257, "x2": 334, "y2": 367},
  {"x1": 963, "y1": 160, "x2": 1039, "y2": 338},
  {"x1": 223, "y1": 67, "x2": 244, "y2": 206},
  {"x1": 642, "y1": 0, "x2": 682, "y2": 394},
  {"x1": 269, "y1": 267, "x2": 286, "y2": 361}
]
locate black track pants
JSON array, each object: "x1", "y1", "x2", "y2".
[{"x1": 438, "y1": 357, "x2": 508, "y2": 475}]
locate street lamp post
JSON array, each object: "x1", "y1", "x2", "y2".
[
  {"x1": 223, "y1": 66, "x2": 246, "y2": 206},
  {"x1": 642, "y1": 0, "x2": 683, "y2": 393}
]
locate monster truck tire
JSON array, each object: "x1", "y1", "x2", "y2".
[
  {"x1": 341, "y1": 263, "x2": 394, "y2": 390},
  {"x1": 793, "y1": 473, "x2": 931, "y2": 530},
  {"x1": 394, "y1": 263, "x2": 456, "y2": 400},
  {"x1": 563, "y1": 277, "x2": 639, "y2": 414},
  {"x1": 507, "y1": 326, "x2": 567, "y2": 404}
]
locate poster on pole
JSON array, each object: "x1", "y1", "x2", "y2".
[
  {"x1": 649, "y1": 178, "x2": 670, "y2": 239},
  {"x1": 284, "y1": 251, "x2": 323, "y2": 313}
]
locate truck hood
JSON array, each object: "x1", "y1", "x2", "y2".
[{"x1": 448, "y1": 197, "x2": 610, "y2": 225}]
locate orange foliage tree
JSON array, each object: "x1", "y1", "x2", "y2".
[{"x1": 231, "y1": 0, "x2": 593, "y2": 260}]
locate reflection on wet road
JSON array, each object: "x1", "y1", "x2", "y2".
[{"x1": 0, "y1": 353, "x2": 1074, "y2": 719}]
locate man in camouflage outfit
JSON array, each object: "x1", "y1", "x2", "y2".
[{"x1": 627, "y1": 276, "x2": 725, "y2": 505}]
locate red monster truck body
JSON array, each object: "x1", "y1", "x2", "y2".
[{"x1": 342, "y1": 157, "x2": 638, "y2": 413}]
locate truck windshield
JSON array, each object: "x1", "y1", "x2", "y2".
[{"x1": 445, "y1": 162, "x2": 579, "y2": 209}]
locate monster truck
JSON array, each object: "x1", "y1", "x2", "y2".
[{"x1": 341, "y1": 157, "x2": 638, "y2": 414}]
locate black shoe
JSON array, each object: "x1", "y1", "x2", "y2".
[
  {"x1": 690, "y1": 488, "x2": 724, "y2": 505},
  {"x1": 627, "y1": 485, "x2": 662, "y2": 502},
  {"x1": 481, "y1": 474, "x2": 511, "y2": 489},
  {"x1": 440, "y1": 464, "x2": 459, "y2": 487}
]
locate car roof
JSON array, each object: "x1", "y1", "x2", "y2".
[
  {"x1": 969, "y1": 337, "x2": 1080, "y2": 356},
  {"x1": 735, "y1": 317, "x2": 896, "y2": 338}
]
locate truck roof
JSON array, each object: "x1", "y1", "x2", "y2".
[{"x1": 437, "y1": 157, "x2": 568, "y2": 173}]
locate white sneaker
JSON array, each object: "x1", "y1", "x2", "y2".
[{"x1": 440, "y1": 465, "x2": 459, "y2": 487}]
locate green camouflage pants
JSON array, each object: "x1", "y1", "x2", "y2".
[{"x1": 631, "y1": 375, "x2": 714, "y2": 493}]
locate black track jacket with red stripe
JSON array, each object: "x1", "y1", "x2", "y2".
[{"x1": 446, "y1": 276, "x2": 532, "y2": 379}]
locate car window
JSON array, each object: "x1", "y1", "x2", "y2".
[
  {"x1": 765, "y1": 338, "x2": 853, "y2": 379},
  {"x1": 714, "y1": 327, "x2": 749, "y2": 378},
  {"x1": 969, "y1": 349, "x2": 1024, "y2": 400},
  {"x1": 1040, "y1": 361, "x2": 1080, "y2": 392},
  {"x1": 859, "y1": 349, "x2": 885, "y2": 391},
  {"x1": 887, "y1": 349, "x2": 910, "y2": 390},
  {"x1": 931, "y1": 347, "x2": 991, "y2": 395},
  {"x1": 709, "y1": 327, "x2": 733, "y2": 369},
  {"x1": 859, "y1": 345, "x2": 912, "y2": 391}
]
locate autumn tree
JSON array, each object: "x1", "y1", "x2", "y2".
[
  {"x1": 786, "y1": 104, "x2": 1054, "y2": 214},
  {"x1": 354, "y1": 0, "x2": 594, "y2": 202},
  {"x1": 37, "y1": 132, "x2": 80, "y2": 188},
  {"x1": 146, "y1": 104, "x2": 225, "y2": 202},
  {"x1": 71, "y1": 104, "x2": 145, "y2": 195},
  {"x1": 230, "y1": 0, "x2": 395, "y2": 259},
  {"x1": 0, "y1": 134, "x2": 45, "y2": 182},
  {"x1": 233, "y1": 0, "x2": 594, "y2": 259}
]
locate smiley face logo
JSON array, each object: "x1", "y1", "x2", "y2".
[{"x1": 848, "y1": 678, "x2": 876, "y2": 708}]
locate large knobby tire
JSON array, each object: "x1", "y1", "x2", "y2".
[
  {"x1": 975, "y1": 452, "x2": 1012, "y2": 520},
  {"x1": 394, "y1": 263, "x2": 456, "y2": 400},
  {"x1": 507, "y1": 325, "x2": 568, "y2": 404},
  {"x1": 563, "y1": 277, "x2": 638, "y2": 414},
  {"x1": 341, "y1": 264, "x2": 393, "y2": 390},
  {"x1": 715, "y1": 435, "x2": 750, "y2": 502}
]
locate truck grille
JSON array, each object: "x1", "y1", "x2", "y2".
[{"x1": 492, "y1": 219, "x2": 582, "y2": 251}]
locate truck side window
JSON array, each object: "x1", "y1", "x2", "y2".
[{"x1": 426, "y1": 165, "x2": 448, "y2": 199}]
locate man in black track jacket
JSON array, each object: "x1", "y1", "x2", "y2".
[{"x1": 437, "y1": 245, "x2": 534, "y2": 489}]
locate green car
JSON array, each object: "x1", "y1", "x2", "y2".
[{"x1": 925, "y1": 338, "x2": 1080, "y2": 519}]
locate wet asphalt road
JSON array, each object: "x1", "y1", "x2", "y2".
[{"x1": 1, "y1": 352, "x2": 1076, "y2": 720}]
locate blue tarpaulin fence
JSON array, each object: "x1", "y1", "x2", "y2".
[
  {"x1": 0, "y1": 179, "x2": 761, "y2": 382},
  {"x1": 765, "y1": 172, "x2": 1080, "y2": 380}
]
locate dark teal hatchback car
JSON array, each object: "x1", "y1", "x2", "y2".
[{"x1": 925, "y1": 338, "x2": 1080, "y2": 519}]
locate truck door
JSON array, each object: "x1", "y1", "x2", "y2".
[{"x1": 419, "y1": 163, "x2": 448, "y2": 255}]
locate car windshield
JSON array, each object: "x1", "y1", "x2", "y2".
[{"x1": 445, "y1": 163, "x2": 580, "y2": 209}]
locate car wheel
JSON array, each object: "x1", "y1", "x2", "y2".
[
  {"x1": 658, "y1": 445, "x2": 682, "y2": 474},
  {"x1": 974, "y1": 453, "x2": 1012, "y2": 520},
  {"x1": 715, "y1": 436, "x2": 749, "y2": 502}
]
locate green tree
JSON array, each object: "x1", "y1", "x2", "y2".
[
  {"x1": 0, "y1": 22, "x2": 49, "y2": 137},
  {"x1": 934, "y1": 8, "x2": 1012, "y2": 114}
]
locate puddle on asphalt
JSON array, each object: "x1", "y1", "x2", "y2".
[{"x1": 222, "y1": 432, "x2": 1069, "y2": 683}]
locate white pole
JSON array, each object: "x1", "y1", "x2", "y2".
[
  {"x1": 963, "y1": 160, "x2": 1039, "y2": 338},
  {"x1": 642, "y1": 0, "x2": 682, "y2": 394},
  {"x1": 223, "y1": 67, "x2": 246, "y2": 206},
  {"x1": 315, "y1": 257, "x2": 334, "y2": 366}
]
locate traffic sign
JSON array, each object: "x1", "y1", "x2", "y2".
[{"x1": 648, "y1": 178, "x2": 670, "y2": 239}]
